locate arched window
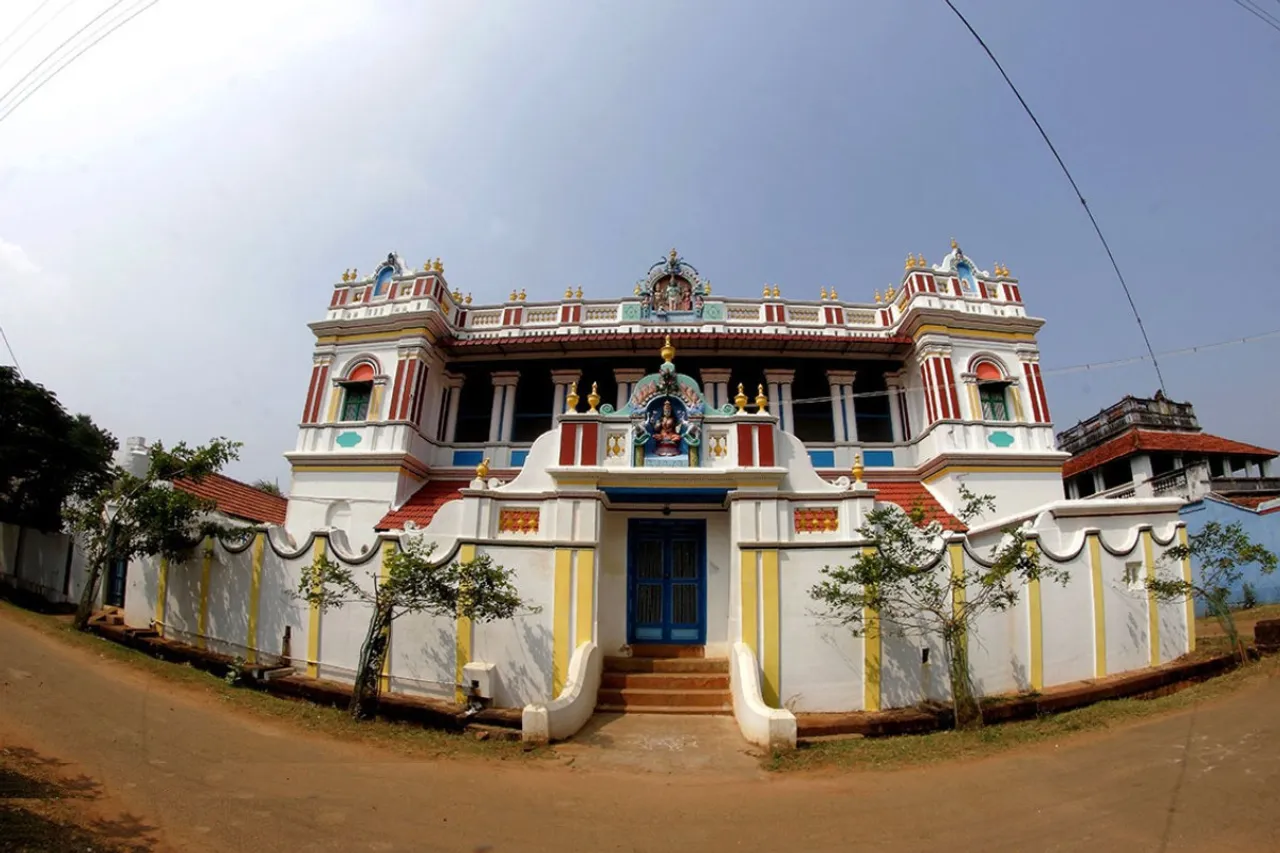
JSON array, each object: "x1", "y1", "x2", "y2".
[
  {"x1": 339, "y1": 362, "x2": 376, "y2": 421},
  {"x1": 973, "y1": 359, "x2": 1010, "y2": 422},
  {"x1": 956, "y1": 260, "x2": 977, "y2": 293},
  {"x1": 373, "y1": 267, "x2": 394, "y2": 298}
]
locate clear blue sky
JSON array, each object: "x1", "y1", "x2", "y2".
[{"x1": 2, "y1": 0, "x2": 1278, "y2": 483}]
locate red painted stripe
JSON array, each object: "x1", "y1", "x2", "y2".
[
  {"x1": 398, "y1": 361, "x2": 417, "y2": 420},
  {"x1": 930, "y1": 359, "x2": 949, "y2": 419},
  {"x1": 951, "y1": 278, "x2": 962, "y2": 296},
  {"x1": 413, "y1": 278, "x2": 425, "y2": 297},
  {"x1": 943, "y1": 359, "x2": 961, "y2": 419},
  {"x1": 833, "y1": 307, "x2": 843, "y2": 324},
  {"x1": 758, "y1": 424, "x2": 775, "y2": 467},
  {"x1": 898, "y1": 389, "x2": 912, "y2": 439},
  {"x1": 502, "y1": 308, "x2": 512, "y2": 326},
  {"x1": 978, "y1": 281, "x2": 988, "y2": 299},
  {"x1": 388, "y1": 360, "x2": 406, "y2": 420},
  {"x1": 1003, "y1": 284, "x2": 1014, "y2": 301},
  {"x1": 308, "y1": 366, "x2": 329, "y2": 423},
  {"x1": 1024, "y1": 363, "x2": 1043, "y2": 422},
  {"x1": 361, "y1": 287, "x2": 372, "y2": 304},
  {"x1": 880, "y1": 309, "x2": 889, "y2": 326},
  {"x1": 1012, "y1": 285, "x2": 1022, "y2": 303},
  {"x1": 559, "y1": 423, "x2": 577, "y2": 466},
  {"x1": 329, "y1": 290, "x2": 341, "y2": 308},
  {"x1": 513, "y1": 307, "x2": 523, "y2": 325},
  {"x1": 737, "y1": 423, "x2": 755, "y2": 466},
  {"x1": 921, "y1": 365, "x2": 936, "y2": 424},
  {"x1": 301, "y1": 365, "x2": 320, "y2": 423},
  {"x1": 580, "y1": 421, "x2": 598, "y2": 465},
  {"x1": 1032, "y1": 363, "x2": 1050, "y2": 422},
  {"x1": 457, "y1": 310, "x2": 467, "y2": 327},
  {"x1": 560, "y1": 306, "x2": 570, "y2": 324},
  {"x1": 411, "y1": 364, "x2": 429, "y2": 426},
  {"x1": 926, "y1": 275, "x2": 937, "y2": 293}
]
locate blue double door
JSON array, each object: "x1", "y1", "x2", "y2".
[{"x1": 627, "y1": 519, "x2": 706, "y2": 644}]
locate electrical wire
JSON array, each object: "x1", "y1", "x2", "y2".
[
  {"x1": 0, "y1": 0, "x2": 160, "y2": 125},
  {"x1": 942, "y1": 0, "x2": 1167, "y2": 394},
  {"x1": 1230, "y1": 0, "x2": 1280, "y2": 34},
  {"x1": 0, "y1": 0, "x2": 57, "y2": 56},
  {"x1": 0, "y1": 0, "x2": 81, "y2": 78},
  {"x1": 0, "y1": 0, "x2": 127, "y2": 111},
  {"x1": 0, "y1": 320, "x2": 23, "y2": 377}
]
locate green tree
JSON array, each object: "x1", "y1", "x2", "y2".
[
  {"x1": 297, "y1": 537, "x2": 535, "y2": 720},
  {"x1": 67, "y1": 438, "x2": 246, "y2": 630},
  {"x1": 0, "y1": 366, "x2": 117, "y2": 532},
  {"x1": 809, "y1": 487, "x2": 1068, "y2": 729},
  {"x1": 251, "y1": 479, "x2": 283, "y2": 497},
  {"x1": 1152, "y1": 521, "x2": 1277, "y2": 663}
]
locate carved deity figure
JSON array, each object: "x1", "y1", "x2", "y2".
[{"x1": 652, "y1": 399, "x2": 683, "y2": 456}]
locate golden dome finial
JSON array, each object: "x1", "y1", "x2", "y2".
[
  {"x1": 634, "y1": 283, "x2": 642, "y2": 296},
  {"x1": 763, "y1": 284, "x2": 771, "y2": 298},
  {"x1": 351, "y1": 269, "x2": 359, "y2": 281},
  {"x1": 905, "y1": 254, "x2": 913, "y2": 271},
  {"x1": 950, "y1": 237, "x2": 958, "y2": 251},
  {"x1": 575, "y1": 286, "x2": 583, "y2": 299},
  {"x1": 771, "y1": 285, "x2": 780, "y2": 298},
  {"x1": 565, "y1": 286, "x2": 573, "y2": 299},
  {"x1": 587, "y1": 382, "x2": 601, "y2": 413},
  {"x1": 820, "y1": 287, "x2": 828, "y2": 300},
  {"x1": 660, "y1": 334, "x2": 675, "y2": 364},
  {"x1": 830, "y1": 287, "x2": 838, "y2": 300},
  {"x1": 734, "y1": 383, "x2": 748, "y2": 413},
  {"x1": 852, "y1": 454, "x2": 864, "y2": 484},
  {"x1": 518, "y1": 288, "x2": 527, "y2": 301},
  {"x1": 886, "y1": 284, "x2": 896, "y2": 301},
  {"x1": 565, "y1": 382, "x2": 579, "y2": 413},
  {"x1": 669, "y1": 247, "x2": 678, "y2": 263},
  {"x1": 704, "y1": 280, "x2": 712, "y2": 294},
  {"x1": 874, "y1": 290, "x2": 882, "y2": 303},
  {"x1": 452, "y1": 289, "x2": 462, "y2": 302},
  {"x1": 341, "y1": 269, "x2": 350, "y2": 282},
  {"x1": 509, "y1": 289, "x2": 518, "y2": 301},
  {"x1": 433, "y1": 257, "x2": 443, "y2": 273},
  {"x1": 917, "y1": 253, "x2": 928, "y2": 268},
  {"x1": 755, "y1": 384, "x2": 768, "y2": 413},
  {"x1": 465, "y1": 292, "x2": 472, "y2": 304},
  {"x1": 476, "y1": 457, "x2": 491, "y2": 480}
]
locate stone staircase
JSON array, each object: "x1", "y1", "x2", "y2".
[{"x1": 597, "y1": 645, "x2": 731, "y2": 715}]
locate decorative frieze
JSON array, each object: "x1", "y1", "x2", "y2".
[
  {"x1": 794, "y1": 508, "x2": 838, "y2": 533},
  {"x1": 498, "y1": 508, "x2": 540, "y2": 534}
]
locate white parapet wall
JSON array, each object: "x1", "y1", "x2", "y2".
[
  {"x1": 730, "y1": 642, "x2": 796, "y2": 750},
  {"x1": 521, "y1": 641, "x2": 601, "y2": 743}
]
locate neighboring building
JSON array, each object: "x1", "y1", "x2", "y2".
[
  {"x1": 1059, "y1": 394, "x2": 1280, "y2": 614},
  {"x1": 99, "y1": 243, "x2": 1193, "y2": 748}
]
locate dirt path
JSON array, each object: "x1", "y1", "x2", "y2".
[{"x1": 2, "y1": 613, "x2": 1279, "y2": 853}]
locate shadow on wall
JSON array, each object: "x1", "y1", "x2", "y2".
[{"x1": 509, "y1": 618, "x2": 554, "y2": 703}]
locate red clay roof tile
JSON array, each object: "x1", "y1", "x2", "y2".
[
  {"x1": 1062, "y1": 429, "x2": 1278, "y2": 478},
  {"x1": 377, "y1": 480, "x2": 467, "y2": 530},
  {"x1": 173, "y1": 473, "x2": 287, "y2": 526}
]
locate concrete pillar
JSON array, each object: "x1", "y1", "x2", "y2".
[
  {"x1": 827, "y1": 370, "x2": 856, "y2": 442},
  {"x1": 489, "y1": 371, "x2": 519, "y2": 443},
  {"x1": 764, "y1": 369, "x2": 795, "y2": 434},
  {"x1": 1092, "y1": 469, "x2": 1105, "y2": 495},
  {"x1": 614, "y1": 368, "x2": 645, "y2": 411},
  {"x1": 1130, "y1": 453, "x2": 1154, "y2": 494},
  {"x1": 444, "y1": 373, "x2": 463, "y2": 442},
  {"x1": 885, "y1": 374, "x2": 905, "y2": 442},
  {"x1": 700, "y1": 368, "x2": 732, "y2": 412},
  {"x1": 552, "y1": 369, "x2": 582, "y2": 421}
]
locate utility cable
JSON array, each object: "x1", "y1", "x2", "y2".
[
  {"x1": 0, "y1": 0, "x2": 159, "y2": 126},
  {"x1": 0, "y1": 0, "x2": 56, "y2": 55},
  {"x1": 0, "y1": 320, "x2": 23, "y2": 377},
  {"x1": 0, "y1": 0, "x2": 79, "y2": 76},
  {"x1": 942, "y1": 0, "x2": 1167, "y2": 394},
  {"x1": 1230, "y1": 0, "x2": 1280, "y2": 34}
]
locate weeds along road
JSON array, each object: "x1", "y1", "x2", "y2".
[{"x1": 1, "y1": 611, "x2": 1278, "y2": 853}]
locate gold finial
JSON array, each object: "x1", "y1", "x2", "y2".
[
  {"x1": 575, "y1": 286, "x2": 583, "y2": 299},
  {"x1": 634, "y1": 283, "x2": 642, "y2": 296},
  {"x1": 917, "y1": 253, "x2": 927, "y2": 268},
  {"x1": 351, "y1": 269, "x2": 358, "y2": 281},
  {"x1": 341, "y1": 269, "x2": 350, "y2": 282},
  {"x1": 734, "y1": 383, "x2": 748, "y2": 413},
  {"x1": 886, "y1": 285, "x2": 896, "y2": 301},
  {"x1": 1003, "y1": 264, "x2": 1011, "y2": 277},
  {"x1": 669, "y1": 247, "x2": 678, "y2": 263},
  {"x1": 660, "y1": 334, "x2": 675, "y2": 364},
  {"x1": 565, "y1": 381, "x2": 579, "y2": 413},
  {"x1": 771, "y1": 285, "x2": 780, "y2": 298},
  {"x1": 465, "y1": 293, "x2": 472, "y2": 304},
  {"x1": 565, "y1": 287, "x2": 573, "y2": 299},
  {"x1": 518, "y1": 289, "x2": 527, "y2": 301},
  {"x1": 763, "y1": 284, "x2": 771, "y2": 298},
  {"x1": 587, "y1": 382, "x2": 601, "y2": 413},
  {"x1": 423, "y1": 261, "x2": 431, "y2": 273},
  {"x1": 820, "y1": 287, "x2": 828, "y2": 300},
  {"x1": 995, "y1": 262, "x2": 1005, "y2": 277},
  {"x1": 705, "y1": 280, "x2": 711, "y2": 294},
  {"x1": 830, "y1": 287, "x2": 838, "y2": 300},
  {"x1": 852, "y1": 453, "x2": 864, "y2": 484},
  {"x1": 476, "y1": 457, "x2": 491, "y2": 480},
  {"x1": 433, "y1": 257, "x2": 443, "y2": 273},
  {"x1": 905, "y1": 254, "x2": 914, "y2": 271},
  {"x1": 452, "y1": 289, "x2": 462, "y2": 302},
  {"x1": 509, "y1": 289, "x2": 518, "y2": 301},
  {"x1": 950, "y1": 237, "x2": 958, "y2": 251},
  {"x1": 874, "y1": 290, "x2": 882, "y2": 303},
  {"x1": 755, "y1": 384, "x2": 768, "y2": 412}
]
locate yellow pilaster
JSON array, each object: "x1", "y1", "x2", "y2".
[
  {"x1": 575, "y1": 548, "x2": 596, "y2": 647},
  {"x1": 1088, "y1": 533, "x2": 1106, "y2": 677},
  {"x1": 455, "y1": 543, "x2": 477, "y2": 702},
  {"x1": 1027, "y1": 540, "x2": 1044, "y2": 691},
  {"x1": 325, "y1": 386, "x2": 341, "y2": 423},
  {"x1": 761, "y1": 549, "x2": 781, "y2": 708},
  {"x1": 246, "y1": 532, "x2": 265, "y2": 664},
  {"x1": 197, "y1": 537, "x2": 213, "y2": 650},
  {"x1": 740, "y1": 550, "x2": 759, "y2": 659},
  {"x1": 369, "y1": 384, "x2": 384, "y2": 421},
  {"x1": 1010, "y1": 384, "x2": 1026, "y2": 422},
  {"x1": 551, "y1": 548, "x2": 573, "y2": 696},
  {"x1": 307, "y1": 537, "x2": 325, "y2": 678},
  {"x1": 861, "y1": 546, "x2": 881, "y2": 712},
  {"x1": 1179, "y1": 526, "x2": 1195, "y2": 653},
  {"x1": 948, "y1": 542, "x2": 967, "y2": 669},
  {"x1": 966, "y1": 383, "x2": 981, "y2": 421},
  {"x1": 1144, "y1": 530, "x2": 1160, "y2": 666},
  {"x1": 154, "y1": 556, "x2": 170, "y2": 638},
  {"x1": 379, "y1": 540, "x2": 395, "y2": 694}
]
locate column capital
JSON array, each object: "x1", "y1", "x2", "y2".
[
  {"x1": 763, "y1": 368, "x2": 796, "y2": 383},
  {"x1": 490, "y1": 370, "x2": 520, "y2": 387},
  {"x1": 917, "y1": 344, "x2": 952, "y2": 359},
  {"x1": 698, "y1": 368, "x2": 732, "y2": 384},
  {"x1": 826, "y1": 369, "x2": 857, "y2": 385},
  {"x1": 551, "y1": 369, "x2": 583, "y2": 384},
  {"x1": 1014, "y1": 344, "x2": 1040, "y2": 360},
  {"x1": 613, "y1": 367, "x2": 646, "y2": 383},
  {"x1": 443, "y1": 370, "x2": 465, "y2": 388}
]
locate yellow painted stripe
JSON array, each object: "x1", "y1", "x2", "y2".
[
  {"x1": 575, "y1": 548, "x2": 595, "y2": 646},
  {"x1": 740, "y1": 550, "x2": 759, "y2": 660},
  {"x1": 947, "y1": 542, "x2": 966, "y2": 619},
  {"x1": 861, "y1": 546, "x2": 881, "y2": 712},
  {"x1": 455, "y1": 543, "x2": 477, "y2": 702},
  {"x1": 761, "y1": 549, "x2": 781, "y2": 708},
  {"x1": 913, "y1": 323, "x2": 1037, "y2": 342},
  {"x1": 1089, "y1": 534, "x2": 1106, "y2": 678},
  {"x1": 369, "y1": 384, "x2": 384, "y2": 421},
  {"x1": 379, "y1": 541, "x2": 395, "y2": 694},
  {"x1": 1010, "y1": 385, "x2": 1026, "y2": 422},
  {"x1": 924, "y1": 464, "x2": 1063, "y2": 484},
  {"x1": 246, "y1": 533, "x2": 265, "y2": 664},
  {"x1": 315, "y1": 326, "x2": 437, "y2": 346},
  {"x1": 1179, "y1": 526, "x2": 1195, "y2": 653},
  {"x1": 307, "y1": 537, "x2": 325, "y2": 678},
  {"x1": 197, "y1": 538, "x2": 213, "y2": 650},
  {"x1": 966, "y1": 384, "x2": 981, "y2": 421},
  {"x1": 1027, "y1": 540, "x2": 1043, "y2": 691},
  {"x1": 325, "y1": 386, "x2": 341, "y2": 423},
  {"x1": 154, "y1": 556, "x2": 170, "y2": 639},
  {"x1": 1144, "y1": 530, "x2": 1160, "y2": 666},
  {"x1": 551, "y1": 548, "x2": 573, "y2": 696}
]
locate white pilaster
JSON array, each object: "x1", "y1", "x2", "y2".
[
  {"x1": 764, "y1": 369, "x2": 795, "y2": 435},
  {"x1": 700, "y1": 368, "x2": 732, "y2": 412},
  {"x1": 489, "y1": 371, "x2": 520, "y2": 443},
  {"x1": 445, "y1": 374, "x2": 463, "y2": 442},
  {"x1": 826, "y1": 369, "x2": 854, "y2": 443},
  {"x1": 885, "y1": 372, "x2": 905, "y2": 443},
  {"x1": 614, "y1": 368, "x2": 645, "y2": 411},
  {"x1": 552, "y1": 369, "x2": 582, "y2": 421}
]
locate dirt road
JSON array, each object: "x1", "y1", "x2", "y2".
[{"x1": 2, "y1": 613, "x2": 1278, "y2": 853}]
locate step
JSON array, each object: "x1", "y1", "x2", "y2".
[
  {"x1": 596, "y1": 687, "x2": 731, "y2": 709},
  {"x1": 627, "y1": 644, "x2": 705, "y2": 659},
  {"x1": 601, "y1": 672, "x2": 730, "y2": 690},
  {"x1": 603, "y1": 657, "x2": 729, "y2": 674},
  {"x1": 595, "y1": 705, "x2": 731, "y2": 716}
]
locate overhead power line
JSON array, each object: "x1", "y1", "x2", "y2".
[
  {"x1": 1229, "y1": 0, "x2": 1280, "y2": 34},
  {"x1": 0, "y1": 0, "x2": 161, "y2": 127},
  {"x1": 942, "y1": 1, "x2": 1167, "y2": 395},
  {"x1": 0, "y1": 320, "x2": 23, "y2": 378},
  {"x1": 0, "y1": 0, "x2": 57, "y2": 56},
  {"x1": 0, "y1": 1, "x2": 81, "y2": 78}
]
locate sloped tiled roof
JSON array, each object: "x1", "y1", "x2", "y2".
[
  {"x1": 377, "y1": 480, "x2": 467, "y2": 530},
  {"x1": 1211, "y1": 493, "x2": 1280, "y2": 513},
  {"x1": 174, "y1": 473, "x2": 287, "y2": 525},
  {"x1": 867, "y1": 481, "x2": 967, "y2": 531},
  {"x1": 1062, "y1": 429, "x2": 1278, "y2": 479}
]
